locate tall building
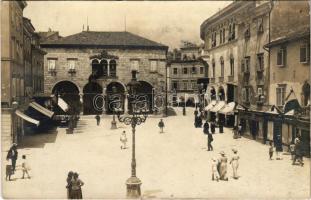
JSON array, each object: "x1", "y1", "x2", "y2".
[
  {"x1": 200, "y1": 1, "x2": 271, "y2": 126},
  {"x1": 264, "y1": 0, "x2": 310, "y2": 155},
  {"x1": 40, "y1": 31, "x2": 168, "y2": 115},
  {"x1": 1, "y1": 1, "x2": 27, "y2": 148},
  {"x1": 168, "y1": 45, "x2": 208, "y2": 106}
]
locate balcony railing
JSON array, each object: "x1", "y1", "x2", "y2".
[
  {"x1": 228, "y1": 75, "x2": 234, "y2": 82},
  {"x1": 210, "y1": 77, "x2": 215, "y2": 84},
  {"x1": 218, "y1": 77, "x2": 224, "y2": 83}
]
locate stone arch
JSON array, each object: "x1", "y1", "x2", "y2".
[
  {"x1": 52, "y1": 80, "x2": 80, "y2": 114},
  {"x1": 218, "y1": 86, "x2": 226, "y2": 101},
  {"x1": 83, "y1": 82, "x2": 103, "y2": 115},
  {"x1": 106, "y1": 81, "x2": 126, "y2": 114}
]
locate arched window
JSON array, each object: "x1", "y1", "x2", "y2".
[
  {"x1": 109, "y1": 60, "x2": 117, "y2": 77},
  {"x1": 212, "y1": 59, "x2": 215, "y2": 78},
  {"x1": 230, "y1": 55, "x2": 234, "y2": 76},
  {"x1": 100, "y1": 60, "x2": 108, "y2": 77}
]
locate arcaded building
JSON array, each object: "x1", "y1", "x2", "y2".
[{"x1": 40, "y1": 31, "x2": 168, "y2": 115}]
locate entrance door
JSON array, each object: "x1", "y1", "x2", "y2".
[
  {"x1": 83, "y1": 82, "x2": 103, "y2": 115},
  {"x1": 273, "y1": 118, "x2": 283, "y2": 150}
]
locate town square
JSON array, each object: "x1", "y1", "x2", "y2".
[{"x1": 1, "y1": 0, "x2": 310, "y2": 199}]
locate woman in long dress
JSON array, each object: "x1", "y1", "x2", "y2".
[
  {"x1": 66, "y1": 171, "x2": 74, "y2": 199},
  {"x1": 218, "y1": 151, "x2": 228, "y2": 181},
  {"x1": 230, "y1": 149, "x2": 240, "y2": 179},
  {"x1": 70, "y1": 173, "x2": 84, "y2": 199}
]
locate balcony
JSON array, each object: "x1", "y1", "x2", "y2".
[
  {"x1": 210, "y1": 77, "x2": 215, "y2": 84},
  {"x1": 228, "y1": 75, "x2": 234, "y2": 82},
  {"x1": 218, "y1": 77, "x2": 224, "y2": 83}
]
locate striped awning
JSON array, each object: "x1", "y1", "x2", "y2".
[
  {"x1": 58, "y1": 97, "x2": 69, "y2": 112},
  {"x1": 219, "y1": 102, "x2": 236, "y2": 115},
  {"x1": 29, "y1": 102, "x2": 54, "y2": 118},
  {"x1": 210, "y1": 101, "x2": 226, "y2": 112},
  {"x1": 15, "y1": 110, "x2": 40, "y2": 126},
  {"x1": 205, "y1": 100, "x2": 217, "y2": 111}
]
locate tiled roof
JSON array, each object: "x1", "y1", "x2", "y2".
[{"x1": 40, "y1": 31, "x2": 168, "y2": 50}]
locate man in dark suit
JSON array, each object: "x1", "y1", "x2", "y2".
[{"x1": 6, "y1": 143, "x2": 18, "y2": 173}]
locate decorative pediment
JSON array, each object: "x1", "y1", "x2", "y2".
[{"x1": 90, "y1": 50, "x2": 119, "y2": 60}]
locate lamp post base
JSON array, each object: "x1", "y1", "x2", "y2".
[
  {"x1": 126, "y1": 176, "x2": 142, "y2": 198},
  {"x1": 111, "y1": 120, "x2": 117, "y2": 129}
]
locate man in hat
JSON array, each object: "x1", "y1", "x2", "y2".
[{"x1": 6, "y1": 143, "x2": 18, "y2": 173}]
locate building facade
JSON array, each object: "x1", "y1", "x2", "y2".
[
  {"x1": 40, "y1": 31, "x2": 168, "y2": 115},
  {"x1": 168, "y1": 46, "x2": 208, "y2": 106},
  {"x1": 264, "y1": 0, "x2": 310, "y2": 155}
]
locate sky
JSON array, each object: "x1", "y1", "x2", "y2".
[{"x1": 24, "y1": 1, "x2": 232, "y2": 49}]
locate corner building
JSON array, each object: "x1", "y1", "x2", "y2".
[{"x1": 41, "y1": 31, "x2": 168, "y2": 115}]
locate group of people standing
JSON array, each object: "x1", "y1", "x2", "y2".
[
  {"x1": 211, "y1": 149, "x2": 240, "y2": 182},
  {"x1": 66, "y1": 171, "x2": 84, "y2": 199},
  {"x1": 6, "y1": 143, "x2": 30, "y2": 181}
]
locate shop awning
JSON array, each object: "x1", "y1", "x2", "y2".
[
  {"x1": 15, "y1": 110, "x2": 40, "y2": 126},
  {"x1": 204, "y1": 100, "x2": 217, "y2": 111},
  {"x1": 219, "y1": 102, "x2": 236, "y2": 115},
  {"x1": 29, "y1": 102, "x2": 54, "y2": 118},
  {"x1": 58, "y1": 97, "x2": 69, "y2": 112},
  {"x1": 285, "y1": 109, "x2": 295, "y2": 116},
  {"x1": 210, "y1": 101, "x2": 226, "y2": 112}
]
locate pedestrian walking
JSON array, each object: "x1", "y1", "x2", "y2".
[
  {"x1": 66, "y1": 171, "x2": 74, "y2": 199},
  {"x1": 95, "y1": 115, "x2": 101, "y2": 126},
  {"x1": 289, "y1": 141, "x2": 295, "y2": 160},
  {"x1": 275, "y1": 134, "x2": 282, "y2": 160},
  {"x1": 292, "y1": 138, "x2": 304, "y2": 166},
  {"x1": 269, "y1": 141, "x2": 274, "y2": 160},
  {"x1": 211, "y1": 158, "x2": 219, "y2": 182},
  {"x1": 203, "y1": 121, "x2": 209, "y2": 134},
  {"x1": 230, "y1": 149, "x2": 239, "y2": 179},
  {"x1": 218, "y1": 151, "x2": 228, "y2": 180},
  {"x1": 6, "y1": 143, "x2": 18, "y2": 173},
  {"x1": 120, "y1": 131, "x2": 128, "y2": 149},
  {"x1": 21, "y1": 155, "x2": 31, "y2": 179},
  {"x1": 218, "y1": 151, "x2": 228, "y2": 181},
  {"x1": 211, "y1": 121, "x2": 216, "y2": 134},
  {"x1": 207, "y1": 133, "x2": 214, "y2": 151},
  {"x1": 70, "y1": 172, "x2": 84, "y2": 199},
  {"x1": 158, "y1": 119, "x2": 165, "y2": 133}
]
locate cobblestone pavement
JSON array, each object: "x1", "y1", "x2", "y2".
[{"x1": 2, "y1": 108, "x2": 310, "y2": 199}]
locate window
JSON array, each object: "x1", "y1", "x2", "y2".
[
  {"x1": 244, "y1": 24, "x2": 250, "y2": 39},
  {"x1": 200, "y1": 67, "x2": 204, "y2": 74},
  {"x1": 300, "y1": 43, "x2": 310, "y2": 63},
  {"x1": 130, "y1": 60, "x2": 139, "y2": 71},
  {"x1": 242, "y1": 87, "x2": 250, "y2": 103},
  {"x1": 276, "y1": 86, "x2": 286, "y2": 106},
  {"x1": 191, "y1": 66, "x2": 197, "y2": 74},
  {"x1": 183, "y1": 80, "x2": 188, "y2": 90},
  {"x1": 211, "y1": 31, "x2": 217, "y2": 47},
  {"x1": 150, "y1": 60, "x2": 157, "y2": 72},
  {"x1": 183, "y1": 67, "x2": 188, "y2": 75},
  {"x1": 67, "y1": 59, "x2": 76, "y2": 70},
  {"x1": 230, "y1": 57, "x2": 234, "y2": 76},
  {"x1": 172, "y1": 81, "x2": 178, "y2": 90},
  {"x1": 257, "y1": 87, "x2": 263, "y2": 95},
  {"x1": 47, "y1": 59, "x2": 56, "y2": 71},
  {"x1": 220, "y1": 57, "x2": 224, "y2": 77},
  {"x1": 222, "y1": 28, "x2": 226, "y2": 43},
  {"x1": 191, "y1": 80, "x2": 197, "y2": 90},
  {"x1": 220, "y1": 29, "x2": 223, "y2": 44},
  {"x1": 257, "y1": 18, "x2": 264, "y2": 33},
  {"x1": 277, "y1": 47, "x2": 286, "y2": 66},
  {"x1": 257, "y1": 53, "x2": 264, "y2": 71},
  {"x1": 173, "y1": 68, "x2": 178, "y2": 75},
  {"x1": 212, "y1": 61, "x2": 216, "y2": 78},
  {"x1": 229, "y1": 22, "x2": 236, "y2": 41},
  {"x1": 244, "y1": 57, "x2": 250, "y2": 72},
  {"x1": 109, "y1": 60, "x2": 117, "y2": 77}
]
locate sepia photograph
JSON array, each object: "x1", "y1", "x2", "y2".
[{"x1": 1, "y1": 0, "x2": 310, "y2": 199}]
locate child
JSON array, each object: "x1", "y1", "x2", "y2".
[
  {"x1": 269, "y1": 141, "x2": 274, "y2": 160},
  {"x1": 211, "y1": 158, "x2": 219, "y2": 182},
  {"x1": 158, "y1": 119, "x2": 165, "y2": 133},
  {"x1": 120, "y1": 131, "x2": 128, "y2": 150},
  {"x1": 21, "y1": 155, "x2": 30, "y2": 179},
  {"x1": 6, "y1": 164, "x2": 13, "y2": 181},
  {"x1": 289, "y1": 142, "x2": 295, "y2": 160}
]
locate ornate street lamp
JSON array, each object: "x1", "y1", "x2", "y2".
[{"x1": 115, "y1": 70, "x2": 148, "y2": 198}]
